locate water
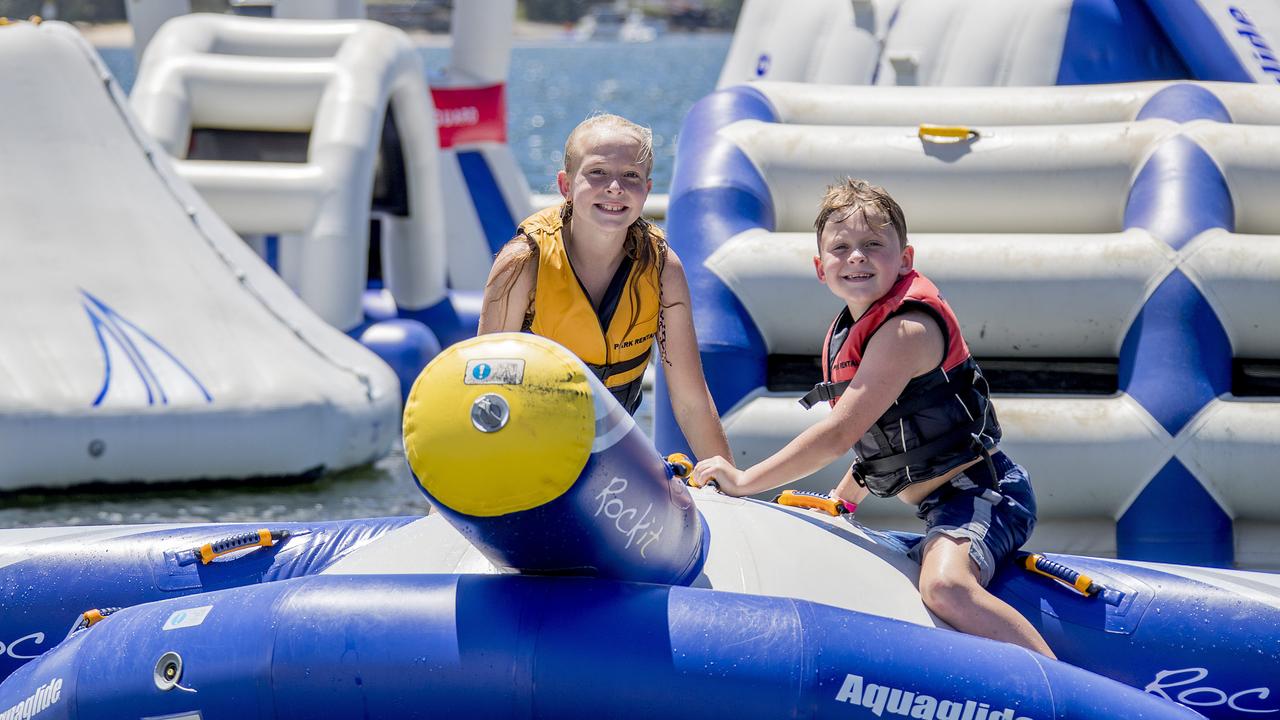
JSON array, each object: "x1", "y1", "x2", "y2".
[{"x1": 0, "y1": 36, "x2": 726, "y2": 528}]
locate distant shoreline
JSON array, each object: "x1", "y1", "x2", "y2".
[{"x1": 78, "y1": 18, "x2": 572, "y2": 50}]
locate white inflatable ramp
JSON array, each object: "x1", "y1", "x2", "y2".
[
  {"x1": 0, "y1": 20, "x2": 400, "y2": 491},
  {"x1": 719, "y1": 0, "x2": 1280, "y2": 89}
]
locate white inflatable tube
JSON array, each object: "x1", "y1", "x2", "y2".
[
  {"x1": 751, "y1": 80, "x2": 1280, "y2": 127},
  {"x1": 132, "y1": 16, "x2": 447, "y2": 331},
  {"x1": 177, "y1": 162, "x2": 325, "y2": 233},
  {"x1": 708, "y1": 228, "x2": 1171, "y2": 357},
  {"x1": 1182, "y1": 229, "x2": 1280, "y2": 357},
  {"x1": 718, "y1": 119, "x2": 1174, "y2": 233}
]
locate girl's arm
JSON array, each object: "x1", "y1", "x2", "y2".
[
  {"x1": 692, "y1": 310, "x2": 943, "y2": 496},
  {"x1": 478, "y1": 238, "x2": 537, "y2": 334},
  {"x1": 658, "y1": 249, "x2": 733, "y2": 463}
]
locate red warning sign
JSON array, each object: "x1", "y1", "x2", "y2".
[{"x1": 429, "y1": 84, "x2": 507, "y2": 148}]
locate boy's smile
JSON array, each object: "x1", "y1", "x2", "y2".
[
  {"x1": 557, "y1": 129, "x2": 652, "y2": 242},
  {"x1": 814, "y1": 208, "x2": 913, "y2": 317}
]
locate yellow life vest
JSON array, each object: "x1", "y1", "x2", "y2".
[{"x1": 519, "y1": 205, "x2": 661, "y2": 413}]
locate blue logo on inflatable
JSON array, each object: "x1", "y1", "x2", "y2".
[
  {"x1": 472, "y1": 363, "x2": 492, "y2": 381},
  {"x1": 1230, "y1": 6, "x2": 1280, "y2": 83},
  {"x1": 82, "y1": 289, "x2": 213, "y2": 408},
  {"x1": 756, "y1": 53, "x2": 771, "y2": 77}
]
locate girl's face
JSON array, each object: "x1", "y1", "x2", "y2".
[{"x1": 558, "y1": 128, "x2": 652, "y2": 242}]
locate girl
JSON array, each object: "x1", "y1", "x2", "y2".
[{"x1": 478, "y1": 114, "x2": 731, "y2": 462}]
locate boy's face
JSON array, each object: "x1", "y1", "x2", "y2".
[
  {"x1": 557, "y1": 128, "x2": 652, "y2": 240},
  {"x1": 814, "y1": 207, "x2": 913, "y2": 314}
]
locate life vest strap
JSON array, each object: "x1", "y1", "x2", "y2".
[
  {"x1": 585, "y1": 347, "x2": 651, "y2": 385},
  {"x1": 854, "y1": 423, "x2": 986, "y2": 480},
  {"x1": 798, "y1": 380, "x2": 850, "y2": 409}
]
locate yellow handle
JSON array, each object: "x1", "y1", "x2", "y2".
[
  {"x1": 1022, "y1": 553, "x2": 1097, "y2": 596},
  {"x1": 918, "y1": 124, "x2": 979, "y2": 143},
  {"x1": 198, "y1": 528, "x2": 278, "y2": 565},
  {"x1": 71, "y1": 606, "x2": 122, "y2": 634},
  {"x1": 774, "y1": 490, "x2": 842, "y2": 516},
  {"x1": 666, "y1": 453, "x2": 694, "y2": 479}
]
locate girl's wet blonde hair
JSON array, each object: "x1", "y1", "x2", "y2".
[{"x1": 563, "y1": 113, "x2": 655, "y2": 176}]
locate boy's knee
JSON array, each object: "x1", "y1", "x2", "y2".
[{"x1": 919, "y1": 570, "x2": 980, "y2": 619}]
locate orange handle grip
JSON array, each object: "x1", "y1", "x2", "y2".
[
  {"x1": 774, "y1": 490, "x2": 843, "y2": 516},
  {"x1": 197, "y1": 528, "x2": 282, "y2": 565}
]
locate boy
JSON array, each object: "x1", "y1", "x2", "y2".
[{"x1": 691, "y1": 178, "x2": 1054, "y2": 658}]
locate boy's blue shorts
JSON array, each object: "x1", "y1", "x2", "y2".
[{"x1": 907, "y1": 451, "x2": 1036, "y2": 586}]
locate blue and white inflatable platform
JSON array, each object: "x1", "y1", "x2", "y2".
[
  {"x1": 657, "y1": 0, "x2": 1280, "y2": 571},
  {"x1": 0, "y1": 335, "x2": 1277, "y2": 720}
]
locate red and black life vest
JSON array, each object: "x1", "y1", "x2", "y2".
[{"x1": 799, "y1": 271, "x2": 1001, "y2": 498}]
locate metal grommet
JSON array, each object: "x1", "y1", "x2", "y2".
[
  {"x1": 470, "y1": 393, "x2": 510, "y2": 433},
  {"x1": 154, "y1": 651, "x2": 183, "y2": 691}
]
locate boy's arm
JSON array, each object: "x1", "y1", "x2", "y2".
[
  {"x1": 831, "y1": 466, "x2": 869, "y2": 507},
  {"x1": 478, "y1": 239, "x2": 536, "y2": 333},
  {"x1": 692, "y1": 310, "x2": 943, "y2": 496},
  {"x1": 658, "y1": 250, "x2": 733, "y2": 463}
]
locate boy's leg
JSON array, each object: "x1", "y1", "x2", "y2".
[{"x1": 918, "y1": 534, "x2": 1056, "y2": 658}]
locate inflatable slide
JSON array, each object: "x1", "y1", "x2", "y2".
[{"x1": 0, "y1": 20, "x2": 400, "y2": 491}]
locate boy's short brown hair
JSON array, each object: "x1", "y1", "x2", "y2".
[{"x1": 814, "y1": 178, "x2": 908, "y2": 251}]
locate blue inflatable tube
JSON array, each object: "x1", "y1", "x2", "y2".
[
  {"x1": 0, "y1": 518, "x2": 412, "y2": 683},
  {"x1": 0, "y1": 573, "x2": 1201, "y2": 720},
  {"x1": 655, "y1": 86, "x2": 777, "y2": 457},
  {"x1": 988, "y1": 553, "x2": 1280, "y2": 708}
]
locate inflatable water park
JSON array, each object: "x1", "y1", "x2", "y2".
[
  {"x1": 2, "y1": 0, "x2": 1280, "y2": 717},
  {"x1": 2, "y1": 334, "x2": 1279, "y2": 719}
]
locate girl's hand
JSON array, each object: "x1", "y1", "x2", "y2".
[{"x1": 691, "y1": 456, "x2": 745, "y2": 494}]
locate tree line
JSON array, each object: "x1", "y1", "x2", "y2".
[{"x1": 0, "y1": 0, "x2": 228, "y2": 23}]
